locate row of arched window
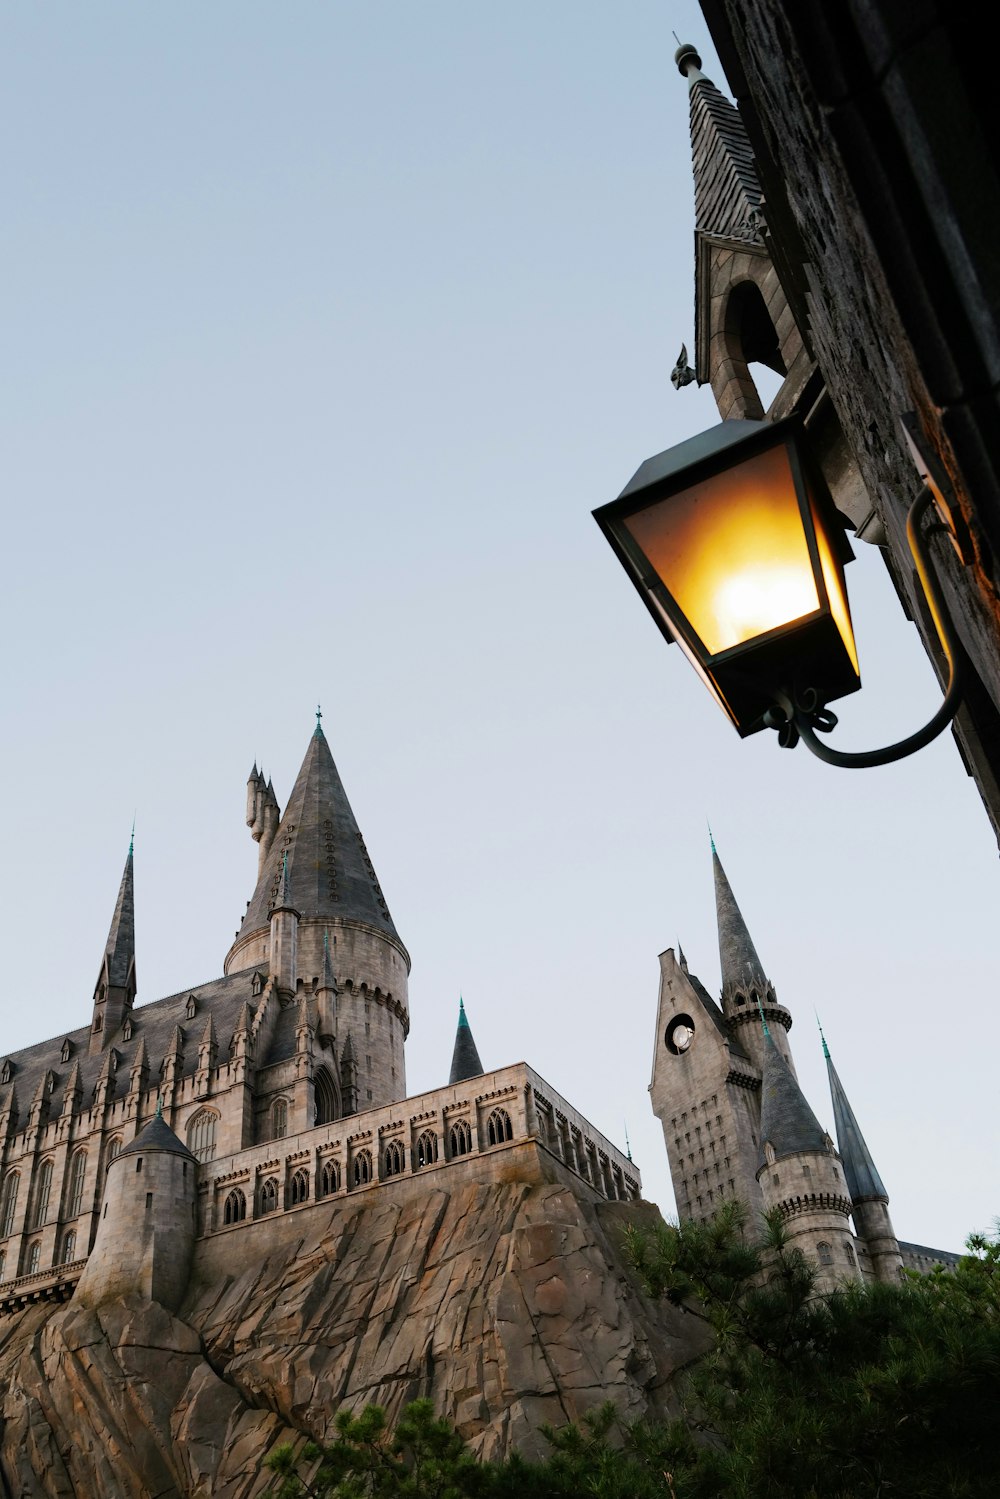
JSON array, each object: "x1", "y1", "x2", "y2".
[
  {"x1": 0, "y1": 1227, "x2": 80, "y2": 1284},
  {"x1": 0, "y1": 1150, "x2": 91, "y2": 1241},
  {"x1": 216, "y1": 1108, "x2": 516, "y2": 1228}
]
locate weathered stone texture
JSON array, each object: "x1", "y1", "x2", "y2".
[{"x1": 0, "y1": 1181, "x2": 698, "y2": 1497}]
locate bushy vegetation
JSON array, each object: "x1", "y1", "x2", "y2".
[{"x1": 266, "y1": 1206, "x2": 1000, "y2": 1498}]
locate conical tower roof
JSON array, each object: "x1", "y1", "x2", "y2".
[
  {"x1": 120, "y1": 1110, "x2": 196, "y2": 1162},
  {"x1": 824, "y1": 1035, "x2": 888, "y2": 1204},
  {"x1": 712, "y1": 840, "x2": 770, "y2": 1002},
  {"x1": 677, "y1": 42, "x2": 764, "y2": 245},
  {"x1": 235, "y1": 723, "x2": 402, "y2": 949},
  {"x1": 448, "y1": 998, "x2": 483, "y2": 1085},
  {"x1": 758, "y1": 1028, "x2": 828, "y2": 1169},
  {"x1": 100, "y1": 844, "x2": 135, "y2": 989}
]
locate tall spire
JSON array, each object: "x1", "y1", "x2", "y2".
[
  {"x1": 758, "y1": 1029, "x2": 828, "y2": 1168},
  {"x1": 823, "y1": 1035, "x2": 888, "y2": 1203},
  {"x1": 102, "y1": 841, "x2": 136, "y2": 991},
  {"x1": 711, "y1": 838, "x2": 771, "y2": 1007},
  {"x1": 231, "y1": 721, "x2": 403, "y2": 955},
  {"x1": 448, "y1": 997, "x2": 484, "y2": 1086},
  {"x1": 676, "y1": 42, "x2": 764, "y2": 245}
]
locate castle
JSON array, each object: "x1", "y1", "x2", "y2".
[
  {"x1": 650, "y1": 838, "x2": 958, "y2": 1290},
  {"x1": 0, "y1": 717, "x2": 639, "y2": 1315}
]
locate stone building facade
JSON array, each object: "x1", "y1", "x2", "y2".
[
  {"x1": 650, "y1": 838, "x2": 959, "y2": 1286},
  {"x1": 0, "y1": 720, "x2": 637, "y2": 1316}
]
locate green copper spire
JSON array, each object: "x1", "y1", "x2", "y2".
[
  {"x1": 155, "y1": 1094, "x2": 163, "y2": 1119},
  {"x1": 755, "y1": 993, "x2": 771, "y2": 1038},
  {"x1": 817, "y1": 1013, "x2": 831, "y2": 1060},
  {"x1": 449, "y1": 996, "x2": 484, "y2": 1085}
]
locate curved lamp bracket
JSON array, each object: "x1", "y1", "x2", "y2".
[{"x1": 762, "y1": 486, "x2": 963, "y2": 768}]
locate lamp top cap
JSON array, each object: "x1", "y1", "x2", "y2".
[{"x1": 612, "y1": 417, "x2": 777, "y2": 508}]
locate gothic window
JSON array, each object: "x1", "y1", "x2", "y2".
[
  {"x1": 382, "y1": 1141, "x2": 403, "y2": 1178},
  {"x1": 486, "y1": 1108, "x2": 513, "y2": 1146},
  {"x1": 252, "y1": 972, "x2": 263, "y2": 997},
  {"x1": 290, "y1": 1169, "x2": 309, "y2": 1205},
  {"x1": 67, "y1": 1152, "x2": 87, "y2": 1219},
  {"x1": 271, "y1": 1099, "x2": 288, "y2": 1140},
  {"x1": 26, "y1": 1241, "x2": 41, "y2": 1275},
  {"x1": 187, "y1": 1110, "x2": 218, "y2": 1164},
  {"x1": 185, "y1": 996, "x2": 197, "y2": 1020},
  {"x1": 320, "y1": 1159, "x2": 341, "y2": 1196},
  {"x1": 106, "y1": 1137, "x2": 122, "y2": 1166},
  {"x1": 0, "y1": 1061, "x2": 10, "y2": 1085},
  {"x1": 448, "y1": 1120, "x2": 472, "y2": 1158},
  {"x1": 259, "y1": 1178, "x2": 278, "y2": 1215},
  {"x1": 93, "y1": 1013, "x2": 103, "y2": 1034},
  {"x1": 122, "y1": 1019, "x2": 132, "y2": 1041},
  {"x1": 32, "y1": 1161, "x2": 53, "y2": 1230},
  {"x1": 0, "y1": 1174, "x2": 18, "y2": 1238},
  {"x1": 224, "y1": 1189, "x2": 247, "y2": 1225},
  {"x1": 845, "y1": 1242, "x2": 856, "y2": 1266},
  {"x1": 61, "y1": 1229, "x2": 77, "y2": 1264},
  {"x1": 416, "y1": 1131, "x2": 438, "y2": 1168},
  {"x1": 60, "y1": 1039, "x2": 72, "y2": 1063},
  {"x1": 817, "y1": 1242, "x2": 833, "y2": 1266},
  {"x1": 314, "y1": 1068, "x2": 337, "y2": 1127},
  {"x1": 352, "y1": 1149, "x2": 372, "y2": 1187}
]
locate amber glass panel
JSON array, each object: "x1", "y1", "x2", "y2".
[
  {"x1": 810, "y1": 494, "x2": 859, "y2": 677},
  {"x1": 623, "y1": 444, "x2": 819, "y2": 656}
]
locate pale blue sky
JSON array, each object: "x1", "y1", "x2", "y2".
[{"x1": 2, "y1": 3, "x2": 996, "y2": 1251}]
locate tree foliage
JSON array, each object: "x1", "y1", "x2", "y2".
[{"x1": 265, "y1": 1207, "x2": 1000, "y2": 1498}]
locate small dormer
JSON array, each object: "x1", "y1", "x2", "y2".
[
  {"x1": 122, "y1": 1017, "x2": 133, "y2": 1042},
  {"x1": 251, "y1": 972, "x2": 264, "y2": 997},
  {"x1": 60, "y1": 1038, "x2": 73, "y2": 1064},
  {"x1": 0, "y1": 1060, "x2": 12, "y2": 1085},
  {"x1": 185, "y1": 995, "x2": 197, "y2": 1020}
]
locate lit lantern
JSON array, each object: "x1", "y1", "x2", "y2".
[{"x1": 593, "y1": 417, "x2": 860, "y2": 737}]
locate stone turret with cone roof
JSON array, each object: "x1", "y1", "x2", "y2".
[
  {"x1": 674, "y1": 40, "x2": 802, "y2": 420},
  {"x1": 712, "y1": 836, "x2": 793, "y2": 1073},
  {"x1": 756, "y1": 1014, "x2": 860, "y2": 1291},
  {"x1": 448, "y1": 999, "x2": 483, "y2": 1085},
  {"x1": 823, "y1": 1029, "x2": 902, "y2": 1283},
  {"x1": 89, "y1": 837, "x2": 136, "y2": 1056},
  {"x1": 226, "y1": 715, "x2": 411, "y2": 1111}
]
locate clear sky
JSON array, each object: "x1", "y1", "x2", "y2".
[{"x1": 2, "y1": 3, "x2": 996, "y2": 1254}]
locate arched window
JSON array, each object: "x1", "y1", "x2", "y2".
[
  {"x1": 67, "y1": 1152, "x2": 87, "y2": 1219},
  {"x1": 817, "y1": 1242, "x2": 833, "y2": 1266},
  {"x1": 106, "y1": 1137, "x2": 122, "y2": 1166},
  {"x1": 259, "y1": 1177, "x2": 278, "y2": 1215},
  {"x1": 320, "y1": 1159, "x2": 341, "y2": 1196},
  {"x1": 0, "y1": 1172, "x2": 19, "y2": 1238},
  {"x1": 185, "y1": 995, "x2": 197, "y2": 1019},
  {"x1": 60, "y1": 1039, "x2": 72, "y2": 1063},
  {"x1": 61, "y1": 1229, "x2": 77, "y2": 1264},
  {"x1": 448, "y1": 1120, "x2": 472, "y2": 1158},
  {"x1": 122, "y1": 1018, "x2": 132, "y2": 1041},
  {"x1": 845, "y1": 1242, "x2": 856, "y2": 1267},
  {"x1": 26, "y1": 1241, "x2": 41, "y2": 1275},
  {"x1": 352, "y1": 1149, "x2": 372, "y2": 1187},
  {"x1": 271, "y1": 1098, "x2": 288, "y2": 1141},
  {"x1": 290, "y1": 1169, "x2": 309, "y2": 1205},
  {"x1": 224, "y1": 1188, "x2": 246, "y2": 1225},
  {"x1": 415, "y1": 1131, "x2": 438, "y2": 1168},
  {"x1": 486, "y1": 1108, "x2": 513, "y2": 1146},
  {"x1": 383, "y1": 1141, "x2": 403, "y2": 1178},
  {"x1": 32, "y1": 1160, "x2": 53, "y2": 1230},
  {"x1": 314, "y1": 1067, "x2": 337, "y2": 1126},
  {"x1": 187, "y1": 1110, "x2": 218, "y2": 1164},
  {"x1": 93, "y1": 1012, "x2": 103, "y2": 1034},
  {"x1": 0, "y1": 1061, "x2": 11, "y2": 1085}
]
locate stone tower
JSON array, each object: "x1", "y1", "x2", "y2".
[
  {"x1": 225, "y1": 718, "x2": 410, "y2": 1112},
  {"x1": 755, "y1": 1020, "x2": 860, "y2": 1293},
  {"x1": 823, "y1": 1032, "x2": 902, "y2": 1283},
  {"x1": 674, "y1": 41, "x2": 803, "y2": 421},
  {"x1": 74, "y1": 1110, "x2": 197, "y2": 1312}
]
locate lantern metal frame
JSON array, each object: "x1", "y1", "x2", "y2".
[{"x1": 595, "y1": 416, "x2": 965, "y2": 768}]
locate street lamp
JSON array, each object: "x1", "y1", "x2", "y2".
[{"x1": 593, "y1": 416, "x2": 962, "y2": 768}]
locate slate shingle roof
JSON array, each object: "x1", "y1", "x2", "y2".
[
  {"x1": 712, "y1": 846, "x2": 770, "y2": 999},
  {"x1": 684, "y1": 51, "x2": 765, "y2": 245},
  {"x1": 758, "y1": 1030, "x2": 830, "y2": 1168},
  {"x1": 826, "y1": 1047, "x2": 888, "y2": 1203}
]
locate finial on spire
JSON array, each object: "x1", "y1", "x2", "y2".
[
  {"x1": 675, "y1": 40, "x2": 705, "y2": 84},
  {"x1": 708, "y1": 820, "x2": 716, "y2": 855},
  {"x1": 315, "y1": 703, "x2": 323, "y2": 735},
  {"x1": 816, "y1": 1012, "x2": 831, "y2": 1060},
  {"x1": 624, "y1": 1120, "x2": 632, "y2": 1163},
  {"x1": 755, "y1": 993, "x2": 771, "y2": 1038},
  {"x1": 155, "y1": 1094, "x2": 163, "y2": 1119},
  {"x1": 129, "y1": 815, "x2": 135, "y2": 858}
]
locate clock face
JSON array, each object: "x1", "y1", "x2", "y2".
[{"x1": 666, "y1": 1014, "x2": 696, "y2": 1054}]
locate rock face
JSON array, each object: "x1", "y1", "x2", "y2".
[{"x1": 0, "y1": 1183, "x2": 700, "y2": 1497}]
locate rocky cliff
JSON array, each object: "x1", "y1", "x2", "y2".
[{"x1": 0, "y1": 1181, "x2": 699, "y2": 1497}]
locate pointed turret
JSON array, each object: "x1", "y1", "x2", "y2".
[
  {"x1": 757, "y1": 1027, "x2": 827, "y2": 1167},
  {"x1": 90, "y1": 842, "x2": 137, "y2": 1054},
  {"x1": 711, "y1": 839, "x2": 790, "y2": 1071},
  {"x1": 197, "y1": 1014, "x2": 217, "y2": 1072},
  {"x1": 63, "y1": 1058, "x2": 83, "y2": 1115},
  {"x1": 448, "y1": 998, "x2": 484, "y2": 1085},
  {"x1": 340, "y1": 1031, "x2": 359, "y2": 1117},
  {"x1": 822, "y1": 1028, "x2": 902, "y2": 1283},
  {"x1": 675, "y1": 42, "x2": 797, "y2": 420}
]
